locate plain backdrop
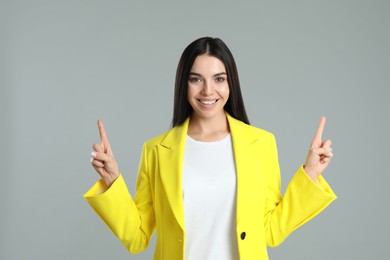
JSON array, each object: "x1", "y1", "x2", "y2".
[{"x1": 2, "y1": 0, "x2": 389, "y2": 259}]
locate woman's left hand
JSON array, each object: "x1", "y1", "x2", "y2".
[{"x1": 304, "y1": 116, "x2": 333, "y2": 182}]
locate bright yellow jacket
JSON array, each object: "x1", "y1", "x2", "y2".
[{"x1": 84, "y1": 113, "x2": 337, "y2": 259}]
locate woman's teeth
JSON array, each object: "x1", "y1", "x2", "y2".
[{"x1": 199, "y1": 100, "x2": 217, "y2": 105}]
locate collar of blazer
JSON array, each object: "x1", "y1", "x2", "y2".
[{"x1": 157, "y1": 112, "x2": 270, "y2": 231}]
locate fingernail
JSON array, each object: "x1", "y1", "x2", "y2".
[
  {"x1": 91, "y1": 152, "x2": 96, "y2": 158},
  {"x1": 90, "y1": 157, "x2": 94, "y2": 163}
]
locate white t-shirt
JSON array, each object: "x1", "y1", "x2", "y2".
[{"x1": 182, "y1": 134, "x2": 239, "y2": 260}]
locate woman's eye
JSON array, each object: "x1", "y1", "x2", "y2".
[
  {"x1": 189, "y1": 77, "x2": 202, "y2": 83},
  {"x1": 215, "y1": 77, "x2": 225, "y2": 83}
]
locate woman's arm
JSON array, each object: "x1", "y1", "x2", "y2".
[
  {"x1": 264, "y1": 117, "x2": 336, "y2": 247},
  {"x1": 85, "y1": 120, "x2": 156, "y2": 253}
]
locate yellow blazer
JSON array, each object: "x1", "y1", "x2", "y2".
[{"x1": 84, "y1": 113, "x2": 336, "y2": 260}]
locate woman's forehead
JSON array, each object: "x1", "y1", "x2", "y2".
[{"x1": 190, "y1": 54, "x2": 226, "y2": 74}]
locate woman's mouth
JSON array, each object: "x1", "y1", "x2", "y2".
[{"x1": 198, "y1": 99, "x2": 218, "y2": 105}]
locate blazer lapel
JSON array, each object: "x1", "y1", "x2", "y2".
[
  {"x1": 227, "y1": 113, "x2": 260, "y2": 176},
  {"x1": 157, "y1": 118, "x2": 189, "y2": 231},
  {"x1": 227, "y1": 114, "x2": 262, "y2": 223}
]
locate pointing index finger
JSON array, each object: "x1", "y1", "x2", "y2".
[
  {"x1": 313, "y1": 116, "x2": 326, "y2": 143},
  {"x1": 97, "y1": 119, "x2": 109, "y2": 152}
]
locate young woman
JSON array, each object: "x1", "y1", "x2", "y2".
[{"x1": 85, "y1": 37, "x2": 336, "y2": 260}]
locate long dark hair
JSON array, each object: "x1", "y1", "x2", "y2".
[{"x1": 171, "y1": 37, "x2": 250, "y2": 127}]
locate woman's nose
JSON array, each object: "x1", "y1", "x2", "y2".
[{"x1": 201, "y1": 80, "x2": 213, "y2": 95}]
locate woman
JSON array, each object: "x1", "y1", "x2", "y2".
[{"x1": 85, "y1": 37, "x2": 336, "y2": 260}]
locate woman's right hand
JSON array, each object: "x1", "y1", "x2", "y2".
[{"x1": 90, "y1": 120, "x2": 119, "y2": 188}]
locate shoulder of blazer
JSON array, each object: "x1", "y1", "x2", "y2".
[
  {"x1": 227, "y1": 113, "x2": 276, "y2": 145},
  {"x1": 143, "y1": 117, "x2": 190, "y2": 151}
]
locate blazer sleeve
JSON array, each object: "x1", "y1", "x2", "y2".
[
  {"x1": 83, "y1": 143, "x2": 156, "y2": 253},
  {"x1": 263, "y1": 135, "x2": 337, "y2": 247}
]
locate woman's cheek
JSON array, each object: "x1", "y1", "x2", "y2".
[{"x1": 217, "y1": 84, "x2": 229, "y2": 95}]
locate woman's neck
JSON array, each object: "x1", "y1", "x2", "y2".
[{"x1": 187, "y1": 113, "x2": 230, "y2": 142}]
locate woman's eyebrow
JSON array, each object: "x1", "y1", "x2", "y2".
[
  {"x1": 189, "y1": 72, "x2": 227, "y2": 77},
  {"x1": 214, "y1": 72, "x2": 227, "y2": 77},
  {"x1": 189, "y1": 72, "x2": 202, "y2": 76}
]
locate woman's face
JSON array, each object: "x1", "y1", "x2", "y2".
[{"x1": 187, "y1": 54, "x2": 229, "y2": 121}]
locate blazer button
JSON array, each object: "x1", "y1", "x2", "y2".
[{"x1": 240, "y1": 232, "x2": 246, "y2": 240}]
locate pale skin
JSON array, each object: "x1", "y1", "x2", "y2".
[{"x1": 90, "y1": 54, "x2": 333, "y2": 187}]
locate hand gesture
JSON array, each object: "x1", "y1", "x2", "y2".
[
  {"x1": 304, "y1": 116, "x2": 333, "y2": 182},
  {"x1": 90, "y1": 120, "x2": 119, "y2": 188}
]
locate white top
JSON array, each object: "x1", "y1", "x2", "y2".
[{"x1": 182, "y1": 134, "x2": 239, "y2": 260}]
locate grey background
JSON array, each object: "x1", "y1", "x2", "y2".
[{"x1": 2, "y1": 0, "x2": 389, "y2": 259}]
